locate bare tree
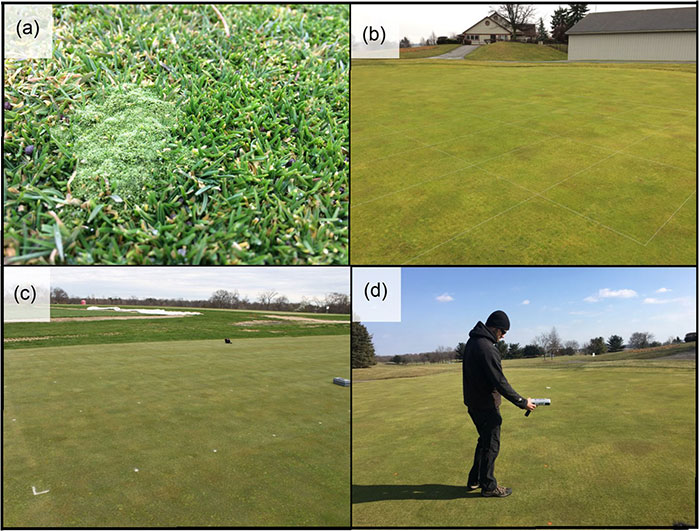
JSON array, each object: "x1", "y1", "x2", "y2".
[
  {"x1": 51, "y1": 287, "x2": 70, "y2": 304},
  {"x1": 534, "y1": 327, "x2": 562, "y2": 359},
  {"x1": 257, "y1": 290, "x2": 279, "y2": 309},
  {"x1": 493, "y1": 4, "x2": 536, "y2": 41},
  {"x1": 628, "y1": 332, "x2": 654, "y2": 350}
]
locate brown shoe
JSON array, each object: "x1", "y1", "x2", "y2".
[{"x1": 482, "y1": 485, "x2": 512, "y2": 497}]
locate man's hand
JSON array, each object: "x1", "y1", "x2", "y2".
[{"x1": 526, "y1": 398, "x2": 537, "y2": 412}]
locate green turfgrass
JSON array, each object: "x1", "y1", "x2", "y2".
[
  {"x1": 465, "y1": 41, "x2": 567, "y2": 61},
  {"x1": 352, "y1": 351, "x2": 696, "y2": 527},
  {"x1": 351, "y1": 62, "x2": 696, "y2": 264},
  {"x1": 3, "y1": 334, "x2": 349, "y2": 526},
  {"x1": 400, "y1": 44, "x2": 462, "y2": 59},
  {"x1": 5, "y1": 304, "x2": 349, "y2": 350},
  {"x1": 4, "y1": 4, "x2": 348, "y2": 265}
]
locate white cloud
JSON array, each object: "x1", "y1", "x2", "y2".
[
  {"x1": 656, "y1": 287, "x2": 671, "y2": 293},
  {"x1": 584, "y1": 288, "x2": 638, "y2": 302},
  {"x1": 521, "y1": 299, "x2": 530, "y2": 305},
  {"x1": 436, "y1": 293, "x2": 454, "y2": 303}
]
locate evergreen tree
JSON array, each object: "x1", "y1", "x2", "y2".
[
  {"x1": 606, "y1": 334, "x2": 625, "y2": 352},
  {"x1": 567, "y1": 3, "x2": 589, "y2": 25},
  {"x1": 455, "y1": 342, "x2": 467, "y2": 362},
  {"x1": 550, "y1": 7, "x2": 570, "y2": 42},
  {"x1": 352, "y1": 322, "x2": 377, "y2": 368},
  {"x1": 537, "y1": 18, "x2": 548, "y2": 41}
]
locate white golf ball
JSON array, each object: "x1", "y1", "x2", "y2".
[
  {"x1": 134, "y1": 468, "x2": 139, "y2": 472},
  {"x1": 213, "y1": 449, "x2": 217, "y2": 453}
]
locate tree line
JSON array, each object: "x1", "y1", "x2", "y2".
[
  {"x1": 352, "y1": 324, "x2": 689, "y2": 368},
  {"x1": 50, "y1": 287, "x2": 350, "y2": 314}
]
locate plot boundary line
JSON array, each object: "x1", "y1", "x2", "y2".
[
  {"x1": 402, "y1": 197, "x2": 536, "y2": 264},
  {"x1": 397, "y1": 120, "x2": 687, "y2": 263},
  {"x1": 645, "y1": 190, "x2": 697, "y2": 246}
]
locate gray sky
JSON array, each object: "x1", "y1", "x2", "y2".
[
  {"x1": 49, "y1": 267, "x2": 349, "y2": 302},
  {"x1": 352, "y1": 4, "x2": 694, "y2": 42}
]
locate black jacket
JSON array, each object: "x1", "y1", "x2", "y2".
[{"x1": 462, "y1": 321, "x2": 527, "y2": 410}]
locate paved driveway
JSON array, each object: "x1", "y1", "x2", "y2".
[{"x1": 433, "y1": 45, "x2": 480, "y2": 59}]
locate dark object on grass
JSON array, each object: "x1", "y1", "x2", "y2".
[
  {"x1": 524, "y1": 398, "x2": 551, "y2": 417},
  {"x1": 224, "y1": 338, "x2": 231, "y2": 344},
  {"x1": 684, "y1": 332, "x2": 696, "y2": 342},
  {"x1": 24, "y1": 145, "x2": 35, "y2": 156},
  {"x1": 333, "y1": 377, "x2": 350, "y2": 387},
  {"x1": 285, "y1": 158, "x2": 295, "y2": 168},
  {"x1": 4, "y1": 101, "x2": 12, "y2": 111}
]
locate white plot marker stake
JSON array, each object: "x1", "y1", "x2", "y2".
[{"x1": 32, "y1": 486, "x2": 49, "y2": 496}]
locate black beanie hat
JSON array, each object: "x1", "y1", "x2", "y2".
[{"x1": 485, "y1": 310, "x2": 510, "y2": 331}]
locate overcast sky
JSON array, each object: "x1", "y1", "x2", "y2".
[
  {"x1": 352, "y1": 3, "x2": 695, "y2": 42},
  {"x1": 48, "y1": 267, "x2": 349, "y2": 302},
  {"x1": 364, "y1": 268, "x2": 696, "y2": 355}
]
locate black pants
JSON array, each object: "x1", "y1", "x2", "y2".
[{"x1": 467, "y1": 407, "x2": 502, "y2": 491}]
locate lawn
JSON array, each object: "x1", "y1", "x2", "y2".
[
  {"x1": 352, "y1": 353, "x2": 696, "y2": 527},
  {"x1": 351, "y1": 61, "x2": 696, "y2": 264},
  {"x1": 5, "y1": 304, "x2": 349, "y2": 350},
  {"x1": 465, "y1": 41, "x2": 568, "y2": 61},
  {"x1": 4, "y1": 4, "x2": 348, "y2": 265},
  {"x1": 400, "y1": 44, "x2": 462, "y2": 59},
  {"x1": 3, "y1": 334, "x2": 350, "y2": 527}
]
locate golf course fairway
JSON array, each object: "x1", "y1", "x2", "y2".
[
  {"x1": 4, "y1": 335, "x2": 350, "y2": 527},
  {"x1": 352, "y1": 354, "x2": 695, "y2": 527}
]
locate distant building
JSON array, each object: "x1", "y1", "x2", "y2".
[
  {"x1": 458, "y1": 12, "x2": 536, "y2": 44},
  {"x1": 566, "y1": 7, "x2": 697, "y2": 61}
]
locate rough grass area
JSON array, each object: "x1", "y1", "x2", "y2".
[
  {"x1": 465, "y1": 41, "x2": 567, "y2": 61},
  {"x1": 351, "y1": 61, "x2": 696, "y2": 264},
  {"x1": 400, "y1": 44, "x2": 462, "y2": 59},
  {"x1": 3, "y1": 335, "x2": 349, "y2": 527},
  {"x1": 352, "y1": 355, "x2": 696, "y2": 527},
  {"x1": 4, "y1": 304, "x2": 349, "y2": 350},
  {"x1": 4, "y1": 4, "x2": 348, "y2": 264}
]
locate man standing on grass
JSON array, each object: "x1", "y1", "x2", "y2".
[{"x1": 462, "y1": 310, "x2": 536, "y2": 498}]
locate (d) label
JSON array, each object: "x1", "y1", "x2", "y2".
[{"x1": 352, "y1": 268, "x2": 401, "y2": 322}]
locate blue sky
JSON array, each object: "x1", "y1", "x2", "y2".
[{"x1": 364, "y1": 268, "x2": 696, "y2": 355}]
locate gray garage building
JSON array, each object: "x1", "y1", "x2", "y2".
[{"x1": 567, "y1": 7, "x2": 696, "y2": 61}]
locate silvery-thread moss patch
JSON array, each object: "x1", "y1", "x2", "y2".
[
  {"x1": 4, "y1": 4, "x2": 348, "y2": 264},
  {"x1": 69, "y1": 86, "x2": 183, "y2": 203}
]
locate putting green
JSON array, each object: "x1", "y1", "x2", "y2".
[
  {"x1": 3, "y1": 336, "x2": 349, "y2": 527},
  {"x1": 352, "y1": 357, "x2": 696, "y2": 527},
  {"x1": 350, "y1": 62, "x2": 697, "y2": 264}
]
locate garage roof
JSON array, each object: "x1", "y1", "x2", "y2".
[{"x1": 566, "y1": 7, "x2": 697, "y2": 35}]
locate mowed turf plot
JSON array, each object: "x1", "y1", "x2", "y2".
[
  {"x1": 351, "y1": 62, "x2": 696, "y2": 264},
  {"x1": 352, "y1": 353, "x2": 696, "y2": 527},
  {"x1": 4, "y1": 322, "x2": 349, "y2": 526}
]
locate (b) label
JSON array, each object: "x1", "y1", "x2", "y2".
[
  {"x1": 351, "y1": 5, "x2": 399, "y2": 59},
  {"x1": 4, "y1": 267, "x2": 51, "y2": 323},
  {"x1": 352, "y1": 268, "x2": 401, "y2": 322}
]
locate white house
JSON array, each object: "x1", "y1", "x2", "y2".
[
  {"x1": 566, "y1": 7, "x2": 697, "y2": 61},
  {"x1": 458, "y1": 13, "x2": 536, "y2": 45}
]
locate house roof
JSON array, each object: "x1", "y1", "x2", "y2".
[
  {"x1": 566, "y1": 7, "x2": 697, "y2": 35},
  {"x1": 460, "y1": 15, "x2": 510, "y2": 35}
]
